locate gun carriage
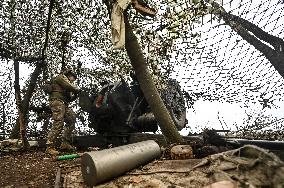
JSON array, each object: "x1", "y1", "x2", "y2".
[{"x1": 76, "y1": 75, "x2": 188, "y2": 148}]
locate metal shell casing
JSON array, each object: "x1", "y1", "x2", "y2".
[{"x1": 81, "y1": 140, "x2": 161, "y2": 186}]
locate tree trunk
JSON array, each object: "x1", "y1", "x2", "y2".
[
  {"x1": 210, "y1": 1, "x2": 284, "y2": 78},
  {"x1": 9, "y1": 62, "x2": 46, "y2": 139},
  {"x1": 13, "y1": 60, "x2": 29, "y2": 148},
  {"x1": 124, "y1": 15, "x2": 183, "y2": 144},
  {"x1": 10, "y1": 0, "x2": 54, "y2": 138},
  {"x1": 0, "y1": 103, "x2": 6, "y2": 137}
]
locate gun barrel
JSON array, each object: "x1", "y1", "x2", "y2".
[{"x1": 226, "y1": 139, "x2": 284, "y2": 150}]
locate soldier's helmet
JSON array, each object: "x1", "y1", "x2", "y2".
[{"x1": 64, "y1": 69, "x2": 77, "y2": 79}]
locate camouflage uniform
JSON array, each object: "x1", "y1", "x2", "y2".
[{"x1": 46, "y1": 73, "x2": 80, "y2": 148}]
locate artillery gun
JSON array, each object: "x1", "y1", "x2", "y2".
[
  {"x1": 75, "y1": 76, "x2": 284, "y2": 160},
  {"x1": 76, "y1": 75, "x2": 188, "y2": 148}
]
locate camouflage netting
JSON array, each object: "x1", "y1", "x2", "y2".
[
  {"x1": 0, "y1": 0, "x2": 284, "y2": 138},
  {"x1": 193, "y1": 145, "x2": 284, "y2": 187},
  {"x1": 170, "y1": 0, "x2": 284, "y2": 106},
  {"x1": 61, "y1": 145, "x2": 284, "y2": 187}
]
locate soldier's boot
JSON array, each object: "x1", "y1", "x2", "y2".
[
  {"x1": 46, "y1": 146, "x2": 60, "y2": 156},
  {"x1": 60, "y1": 141, "x2": 76, "y2": 151}
]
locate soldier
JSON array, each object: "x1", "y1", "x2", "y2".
[{"x1": 46, "y1": 69, "x2": 80, "y2": 155}]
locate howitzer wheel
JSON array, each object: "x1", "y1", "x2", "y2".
[{"x1": 162, "y1": 79, "x2": 187, "y2": 131}]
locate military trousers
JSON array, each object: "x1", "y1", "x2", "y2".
[{"x1": 46, "y1": 99, "x2": 76, "y2": 146}]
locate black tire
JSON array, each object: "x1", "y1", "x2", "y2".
[{"x1": 162, "y1": 79, "x2": 187, "y2": 131}]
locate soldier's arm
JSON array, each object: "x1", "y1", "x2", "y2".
[{"x1": 55, "y1": 74, "x2": 80, "y2": 93}]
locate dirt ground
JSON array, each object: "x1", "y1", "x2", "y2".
[
  {"x1": 0, "y1": 148, "x2": 81, "y2": 188},
  {"x1": 1, "y1": 145, "x2": 284, "y2": 188},
  {"x1": 0, "y1": 148, "x2": 205, "y2": 188}
]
